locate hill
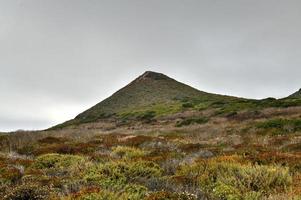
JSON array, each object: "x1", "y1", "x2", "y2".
[
  {"x1": 53, "y1": 71, "x2": 232, "y2": 129},
  {"x1": 76, "y1": 71, "x2": 210, "y2": 119},
  {"x1": 52, "y1": 71, "x2": 301, "y2": 130}
]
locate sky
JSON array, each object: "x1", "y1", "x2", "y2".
[{"x1": 1, "y1": 0, "x2": 301, "y2": 132}]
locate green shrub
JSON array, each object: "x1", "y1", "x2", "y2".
[
  {"x1": 111, "y1": 146, "x2": 148, "y2": 159},
  {"x1": 84, "y1": 161, "x2": 128, "y2": 188},
  {"x1": 182, "y1": 102, "x2": 194, "y2": 108},
  {"x1": 3, "y1": 184, "x2": 50, "y2": 200},
  {"x1": 146, "y1": 191, "x2": 197, "y2": 200},
  {"x1": 127, "y1": 161, "x2": 163, "y2": 181},
  {"x1": 32, "y1": 153, "x2": 85, "y2": 170},
  {"x1": 76, "y1": 190, "x2": 120, "y2": 200},
  {"x1": 76, "y1": 186, "x2": 146, "y2": 200},
  {"x1": 256, "y1": 118, "x2": 301, "y2": 135},
  {"x1": 176, "y1": 157, "x2": 292, "y2": 199},
  {"x1": 84, "y1": 160, "x2": 163, "y2": 188},
  {"x1": 212, "y1": 181, "x2": 241, "y2": 200},
  {"x1": 176, "y1": 117, "x2": 209, "y2": 127},
  {"x1": 138, "y1": 111, "x2": 156, "y2": 121},
  {"x1": 123, "y1": 184, "x2": 147, "y2": 199},
  {"x1": 17, "y1": 145, "x2": 35, "y2": 156}
]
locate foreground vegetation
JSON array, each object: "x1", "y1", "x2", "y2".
[
  {"x1": 1, "y1": 128, "x2": 301, "y2": 199},
  {"x1": 2, "y1": 98, "x2": 301, "y2": 199},
  {"x1": 2, "y1": 97, "x2": 301, "y2": 199}
]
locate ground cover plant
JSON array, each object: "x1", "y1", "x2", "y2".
[{"x1": 1, "y1": 128, "x2": 301, "y2": 199}]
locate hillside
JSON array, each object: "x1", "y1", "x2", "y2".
[
  {"x1": 53, "y1": 71, "x2": 301, "y2": 130},
  {"x1": 76, "y1": 71, "x2": 210, "y2": 119},
  {"x1": 53, "y1": 71, "x2": 232, "y2": 129}
]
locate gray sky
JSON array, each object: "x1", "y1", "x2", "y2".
[{"x1": 1, "y1": 0, "x2": 301, "y2": 132}]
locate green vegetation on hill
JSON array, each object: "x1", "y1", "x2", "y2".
[
  {"x1": 51, "y1": 71, "x2": 225, "y2": 129},
  {"x1": 51, "y1": 72, "x2": 301, "y2": 130},
  {"x1": 76, "y1": 71, "x2": 208, "y2": 118}
]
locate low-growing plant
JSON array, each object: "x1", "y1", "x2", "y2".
[
  {"x1": 72, "y1": 186, "x2": 147, "y2": 200},
  {"x1": 3, "y1": 184, "x2": 50, "y2": 200},
  {"x1": 176, "y1": 117, "x2": 209, "y2": 127},
  {"x1": 256, "y1": 118, "x2": 301, "y2": 135},
  {"x1": 176, "y1": 156, "x2": 292, "y2": 199},
  {"x1": 75, "y1": 190, "x2": 120, "y2": 200},
  {"x1": 0, "y1": 164, "x2": 22, "y2": 184},
  {"x1": 146, "y1": 191, "x2": 197, "y2": 200},
  {"x1": 84, "y1": 160, "x2": 163, "y2": 189},
  {"x1": 31, "y1": 153, "x2": 85, "y2": 170},
  {"x1": 111, "y1": 146, "x2": 148, "y2": 159}
]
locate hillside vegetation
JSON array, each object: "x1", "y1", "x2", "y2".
[{"x1": 1, "y1": 71, "x2": 301, "y2": 199}]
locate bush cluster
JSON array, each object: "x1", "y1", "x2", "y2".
[
  {"x1": 176, "y1": 156, "x2": 292, "y2": 199},
  {"x1": 111, "y1": 146, "x2": 148, "y2": 159},
  {"x1": 256, "y1": 118, "x2": 301, "y2": 135},
  {"x1": 176, "y1": 117, "x2": 209, "y2": 127}
]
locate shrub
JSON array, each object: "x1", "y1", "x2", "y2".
[
  {"x1": 256, "y1": 118, "x2": 301, "y2": 135},
  {"x1": 30, "y1": 142, "x2": 99, "y2": 156},
  {"x1": 111, "y1": 146, "x2": 148, "y2": 159},
  {"x1": 138, "y1": 111, "x2": 156, "y2": 122},
  {"x1": 0, "y1": 165, "x2": 22, "y2": 184},
  {"x1": 246, "y1": 152, "x2": 301, "y2": 173},
  {"x1": 146, "y1": 191, "x2": 178, "y2": 200},
  {"x1": 182, "y1": 102, "x2": 194, "y2": 108},
  {"x1": 84, "y1": 160, "x2": 163, "y2": 189},
  {"x1": 17, "y1": 145, "x2": 35, "y2": 156},
  {"x1": 76, "y1": 190, "x2": 120, "y2": 200},
  {"x1": 84, "y1": 161, "x2": 128, "y2": 188},
  {"x1": 32, "y1": 153, "x2": 85, "y2": 170},
  {"x1": 176, "y1": 117, "x2": 209, "y2": 127},
  {"x1": 146, "y1": 191, "x2": 197, "y2": 200},
  {"x1": 74, "y1": 186, "x2": 146, "y2": 200},
  {"x1": 123, "y1": 184, "x2": 147, "y2": 199},
  {"x1": 3, "y1": 184, "x2": 50, "y2": 200},
  {"x1": 128, "y1": 161, "x2": 163, "y2": 181},
  {"x1": 120, "y1": 135, "x2": 154, "y2": 147},
  {"x1": 38, "y1": 137, "x2": 67, "y2": 144},
  {"x1": 176, "y1": 156, "x2": 292, "y2": 199}
]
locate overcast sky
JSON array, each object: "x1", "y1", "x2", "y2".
[{"x1": 1, "y1": 0, "x2": 301, "y2": 132}]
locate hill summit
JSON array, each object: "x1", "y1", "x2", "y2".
[{"x1": 75, "y1": 71, "x2": 208, "y2": 122}]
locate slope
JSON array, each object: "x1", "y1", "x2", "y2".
[{"x1": 52, "y1": 71, "x2": 226, "y2": 128}]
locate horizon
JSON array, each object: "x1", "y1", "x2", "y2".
[{"x1": 1, "y1": 0, "x2": 301, "y2": 131}]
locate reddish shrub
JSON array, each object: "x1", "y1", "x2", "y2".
[{"x1": 38, "y1": 137, "x2": 68, "y2": 144}]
